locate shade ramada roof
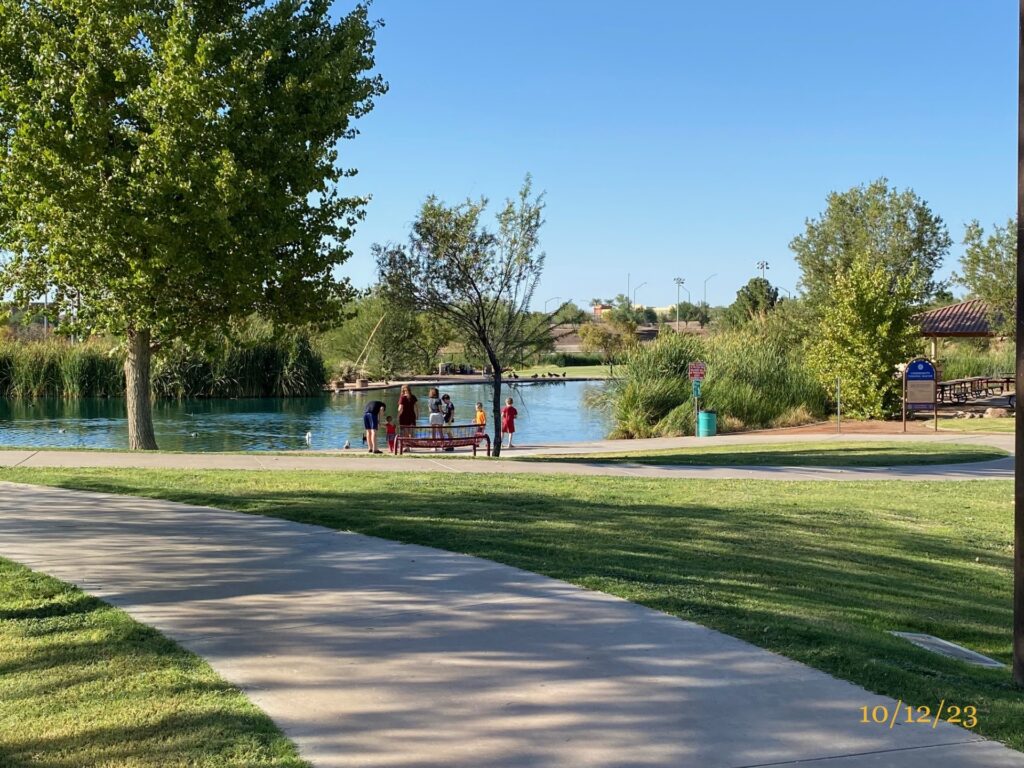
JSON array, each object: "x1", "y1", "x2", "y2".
[{"x1": 914, "y1": 298, "x2": 995, "y2": 338}]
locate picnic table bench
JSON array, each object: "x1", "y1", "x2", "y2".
[
  {"x1": 396, "y1": 424, "x2": 491, "y2": 456},
  {"x1": 937, "y1": 375, "x2": 1015, "y2": 404}
]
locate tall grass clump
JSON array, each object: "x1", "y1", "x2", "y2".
[
  {"x1": 0, "y1": 340, "x2": 122, "y2": 398},
  {"x1": 939, "y1": 342, "x2": 1014, "y2": 380},
  {"x1": 151, "y1": 330, "x2": 327, "y2": 399},
  {"x1": 605, "y1": 328, "x2": 826, "y2": 438}
]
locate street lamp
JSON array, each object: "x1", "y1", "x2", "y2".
[
  {"x1": 544, "y1": 296, "x2": 562, "y2": 313},
  {"x1": 702, "y1": 273, "x2": 717, "y2": 329},
  {"x1": 673, "y1": 277, "x2": 685, "y2": 331},
  {"x1": 756, "y1": 260, "x2": 769, "y2": 279},
  {"x1": 632, "y1": 282, "x2": 647, "y2": 308},
  {"x1": 779, "y1": 287, "x2": 792, "y2": 299}
]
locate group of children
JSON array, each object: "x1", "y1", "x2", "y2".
[{"x1": 362, "y1": 393, "x2": 519, "y2": 453}]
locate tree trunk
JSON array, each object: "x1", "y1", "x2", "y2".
[
  {"x1": 490, "y1": 363, "x2": 503, "y2": 458},
  {"x1": 125, "y1": 328, "x2": 158, "y2": 450}
]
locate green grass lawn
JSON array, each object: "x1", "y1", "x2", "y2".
[
  {"x1": 940, "y1": 419, "x2": 1015, "y2": 434},
  {"x1": 2, "y1": 468, "x2": 1021, "y2": 751},
  {"x1": 0, "y1": 557, "x2": 307, "y2": 768},
  {"x1": 523, "y1": 440, "x2": 1009, "y2": 467}
]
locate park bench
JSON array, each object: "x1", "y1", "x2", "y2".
[{"x1": 396, "y1": 424, "x2": 491, "y2": 456}]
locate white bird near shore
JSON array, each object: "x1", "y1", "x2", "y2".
[
  {"x1": 305, "y1": 431, "x2": 312, "y2": 446},
  {"x1": 343, "y1": 439, "x2": 351, "y2": 449}
]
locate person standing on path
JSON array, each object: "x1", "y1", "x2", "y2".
[
  {"x1": 397, "y1": 385, "x2": 418, "y2": 428},
  {"x1": 474, "y1": 401, "x2": 487, "y2": 434},
  {"x1": 363, "y1": 400, "x2": 386, "y2": 454},
  {"x1": 427, "y1": 387, "x2": 444, "y2": 449},
  {"x1": 501, "y1": 397, "x2": 518, "y2": 449},
  {"x1": 441, "y1": 394, "x2": 455, "y2": 452},
  {"x1": 396, "y1": 385, "x2": 418, "y2": 452}
]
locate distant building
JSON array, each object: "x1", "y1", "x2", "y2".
[{"x1": 591, "y1": 303, "x2": 613, "y2": 318}]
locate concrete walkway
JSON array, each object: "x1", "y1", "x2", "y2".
[
  {"x1": 0, "y1": 429, "x2": 1013, "y2": 481},
  {"x1": 0, "y1": 483, "x2": 1020, "y2": 767}
]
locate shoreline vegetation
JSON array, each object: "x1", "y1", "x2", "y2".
[{"x1": 0, "y1": 334, "x2": 326, "y2": 400}]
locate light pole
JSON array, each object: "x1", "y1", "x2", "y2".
[
  {"x1": 779, "y1": 287, "x2": 792, "y2": 299},
  {"x1": 632, "y1": 282, "x2": 647, "y2": 310},
  {"x1": 702, "y1": 273, "x2": 717, "y2": 329},
  {"x1": 674, "y1": 277, "x2": 685, "y2": 331},
  {"x1": 756, "y1": 260, "x2": 769, "y2": 280},
  {"x1": 544, "y1": 296, "x2": 562, "y2": 313}
]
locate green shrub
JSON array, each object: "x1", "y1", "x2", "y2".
[
  {"x1": 606, "y1": 328, "x2": 825, "y2": 437},
  {"x1": 152, "y1": 331, "x2": 327, "y2": 399},
  {"x1": 0, "y1": 341, "x2": 122, "y2": 398},
  {"x1": 938, "y1": 342, "x2": 1014, "y2": 380}
]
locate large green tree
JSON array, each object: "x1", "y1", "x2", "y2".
[
  {"x1": 791, "y1": 178, "x2": 951, "y2": 310},
  {"x1": 956, "y1": 218, "x2": 1015, "y2": 337},
  {"x1": 0, "y1": 0, "x2": 385, "y2": 448},
  {"x1": 377, "y1": 177, "x2": 554, "y2": 457},
  {"x1": 807, "y1": 253, "x2": 920, "y2": 419},
  {"x1": 721, "y1": 277, "x2": 779, "y2": 328}
]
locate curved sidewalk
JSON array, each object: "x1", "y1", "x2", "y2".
[
  {"x1": 0, "y1": 429, "x2": 1015, "y2": 481},
  {"x1": 0, "y1": 483, "x2": 1020, "y2": 767}
]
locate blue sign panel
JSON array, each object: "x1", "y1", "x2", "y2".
[
  {"x1": 906, "y1": 360, "x2": 936, "y2": 381},
  {"x1": 692, "y1": 379, "x2": 702, "y2": 399},
  {"x1": 906, "y1": 359, "x2": 936, "y2": 410}
]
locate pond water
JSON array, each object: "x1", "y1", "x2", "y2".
[{"x1": 0, "y1": 380, "x2": 611, "y2": 452}]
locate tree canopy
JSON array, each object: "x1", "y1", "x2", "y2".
[
  {"x1": 0, "y1": 0, "x2": 385, "y2": 448},
  {"x1": 807, "y1": 253, "x2": 920, "y2": 419},
  {"x1": 376, "y1": 177, "x2": 553, "y2": 456},
  {"x1": 721, "y1": 277, "x2": 779, "y2": 328},
  {"x1": 790, "y1": 178, "x2": 951, "y2": 310},
  {"x1": 956, "y1": 218, "x2": 1015, "y2": 337}
]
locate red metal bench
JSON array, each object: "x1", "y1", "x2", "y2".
[{"x1": 397, "y1": 424, "x2": 491, "y2": 456}]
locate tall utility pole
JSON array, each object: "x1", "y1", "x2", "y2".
[
  {"x1": 1015, "y1": 0, "x2": 1023, "y2": 688},
  {"x1": 674, "y1": 277, "x2": 685, "y2": 332},
  {"x1": 703, "y1": 273, "x2": 717, "y2": 327},
  {"x1": 756, "y1": 260, "x2": 769, "y2": 280}
]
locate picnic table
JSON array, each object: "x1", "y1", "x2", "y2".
[{"x1": 937, "y1": 375, "x2": 1015, "y2": 404}]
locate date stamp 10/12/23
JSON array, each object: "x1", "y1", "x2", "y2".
[{"x1": 860, "y1": 701, "x2": 978, "y2": 729}]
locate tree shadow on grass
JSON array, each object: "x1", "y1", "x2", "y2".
[{"x1": 4, "y1": 473, "x2": 1022, "y2": 754}]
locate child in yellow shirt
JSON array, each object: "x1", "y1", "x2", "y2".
[{"x1": 474, "y1": 402, "x2": 487, "y2": 433}]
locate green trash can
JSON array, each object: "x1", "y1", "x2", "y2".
[{"x1": 697, "y1": 410, "x2": 717, "y2": 437}]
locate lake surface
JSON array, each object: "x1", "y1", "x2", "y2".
[{"x1": 0, "y1": 380, "x2": 611, "y2": 452}]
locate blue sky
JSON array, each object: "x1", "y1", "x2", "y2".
[{"x1": 334, "y1": 0, "x2": 1015, "y2": 309}]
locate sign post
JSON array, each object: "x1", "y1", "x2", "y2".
[
  {"x1": 903, "y1": 358, "x2": 937, "y2": 433},
  {"x1": 688, "y1": 361, "x2": 706, "y2": 434}
]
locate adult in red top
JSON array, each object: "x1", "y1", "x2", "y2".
[
  {"x1": 501, "y1": 397, "x2": 518, "y2": 449},
  {"x1": 397, "y1": 384, "x2": 418, "y2": 427}
]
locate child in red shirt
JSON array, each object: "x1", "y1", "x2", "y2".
[
  {"x1": 385, "y1": 415, "x2": 398, "y2": 453},
  {"x1": 501, "y1": 397, "x2": 518, "y2": 449}
]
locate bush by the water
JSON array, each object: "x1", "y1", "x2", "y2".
[
  {"x1": 0, "y1": 332, "x2": 327, "y2": 399},
  {"x1": 605, "y1": 330, "x2": 826, "y2": 437},
  {"x1": 0, "y1": 341, "x2": 122, "y2": 398},
  {"x1": 152, "y1": 333, "x2": 326, "y2": 398}
]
